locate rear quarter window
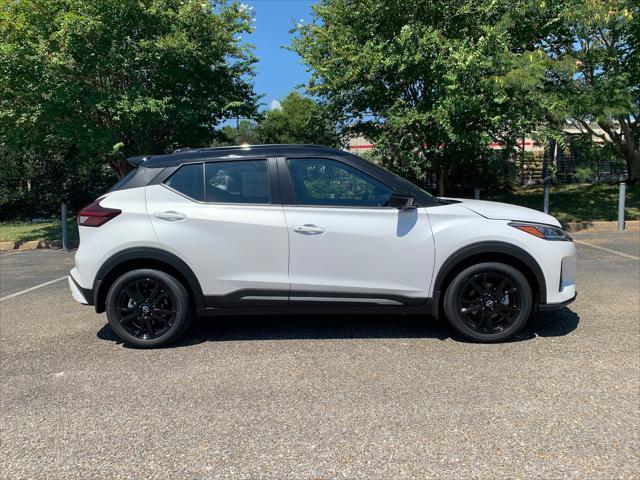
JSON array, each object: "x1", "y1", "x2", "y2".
[
  {"x1": 163, "y1": 164, "x2": 204, "y2": 201},
  {"x1": 108, "y1": 168, "x2": 137, "y2": 192}
]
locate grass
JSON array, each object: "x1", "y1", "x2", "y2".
[
  {"x1": 485, "y1": 183, "x2": 639, "y2": 224},
  {"x1": 0, "y1": 218, "x2": 78, "y2": 244}
]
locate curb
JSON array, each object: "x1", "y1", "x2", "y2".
[
  {"x1": 563, "y1": 220, "x2": 639, "y2": 232},
  {"x1": 0, "y1": 241, "x2": 16, "y2": 251},
  {"x1": 0, "y1": 239, "x2": 73, "y2": 251}
]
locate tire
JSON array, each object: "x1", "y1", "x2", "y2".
[
  {"x1": 106, "y1": 269, "x2": 191, "y2": 348},
  {"x1": 443, "y1": 262, "x2": 533, "y2": 342}
]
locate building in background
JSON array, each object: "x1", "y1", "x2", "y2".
[{"x1": 347, "y1": 123, "x2": 624, "y2": 187}]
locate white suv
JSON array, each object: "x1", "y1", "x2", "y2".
[{"x1": 69, "y1": 145, "x2": 576, "y2": 347}]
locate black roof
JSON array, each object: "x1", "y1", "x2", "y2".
[{"x1": 128, "y1": 144, "x2": 347, "y2": 168}]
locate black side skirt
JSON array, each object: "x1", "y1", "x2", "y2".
[{"x1": 198, "y1": 290, "x2": 435, "y2": 317}]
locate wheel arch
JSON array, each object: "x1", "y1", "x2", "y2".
[
  {"x1": 433, "y1": 241, "x2": 547, "y2": 312},
  {"x1": 93, "y1": 247, "x2": 205, "y2": 313}
]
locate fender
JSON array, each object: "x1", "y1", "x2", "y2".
[
  {"x1": 432, "y1": 241, "x2": 547, "y2": 304},
  {"x1": 93, "y1": 247, "x2": 206, "y2": 312}
]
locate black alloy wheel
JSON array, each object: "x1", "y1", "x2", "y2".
[
  {"x1": 443, "y1": 262, "x2": 533, "y2": 342},
  {"x1": 115, "y1": 278, "x2": 176, "y2": 340},
  {"x1": 457, "y1": 271, "x2": 521, "y2": 334},
  {"x1": 106, "y1": 269, "x2": 190, "y2": 347}
]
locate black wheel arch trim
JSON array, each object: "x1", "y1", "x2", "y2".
[
  {"x1": 93, "y1": 247, "x2": 205, "y2": 313},
  {"x1": 432, "y1": 241, "x2": 548, "y2": 305}
]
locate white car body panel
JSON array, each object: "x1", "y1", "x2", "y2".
[
  {"x1": 444, "y1": 198, "x2": 562, "y2": 226},
  {"x1": 427, "y1": 202, "x2": 576, "y2": 304},
  {"x1": 70, "y1": 187, "x2": 158, "y2": 290},
  {"x1": 145, "y1": 184, "x2": 289, "y2": 296},
  {"x1": 283, "y1": 206, "x2": 435, "y2": 299},
  {"x1": 71, "y1": 187, "x2": 577, "y2": 307}
]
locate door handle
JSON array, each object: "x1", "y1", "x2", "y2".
[
  {"x1": 154, "y1": 211, "x2": 187, "y2": 222},
  {"x1": 293, "y1": 224, "x2": 326, "y2": 235}
]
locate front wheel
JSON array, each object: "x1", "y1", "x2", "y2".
[
  {"x1": 106, "y1": 269, "x2": 191, "y2": 348},
  {"x1": 443, "y1": 262, "x2": 533, "y2": 342}
]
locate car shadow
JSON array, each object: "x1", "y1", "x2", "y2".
[
  {"x1": 516, "y1": 307, "x2": 581, "y2": 340},
  {"x1": 96, "y1": 308, "x2": 580, "y2": 348}
]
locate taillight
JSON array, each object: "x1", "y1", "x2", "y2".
[{"x1": 77, "y1": 198, "x2": 121, "y2": 227}]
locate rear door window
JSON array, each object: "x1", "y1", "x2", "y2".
[{"x1": 205, "y1": 160, "x2": 270, "y2": 204}]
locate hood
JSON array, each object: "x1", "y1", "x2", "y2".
[{"x1": 441, "y1": 198, "x2": 562, "y2": 227}]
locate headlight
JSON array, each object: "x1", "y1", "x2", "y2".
[{"x1": 508, "y1": 222, "x2": 572, "y2": 241}]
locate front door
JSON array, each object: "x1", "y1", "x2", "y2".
[{"x1": 281, "y1": 157, "x2": 435, "y2": 305}]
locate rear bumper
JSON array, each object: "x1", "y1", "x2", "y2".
[
  {"x1": 69, "y1": 272, "x2": 94, "y2": 306},
  {"x1": 538, "y1": 292, "x2": 577, "y2": 311}
]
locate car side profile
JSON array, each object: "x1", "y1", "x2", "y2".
[{"x1": 69, "y1": 144, "x2": 576, "y2": 347}]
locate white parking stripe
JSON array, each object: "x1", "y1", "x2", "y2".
[
  {"x1": 0, "y1": 276, "x2": 69, "y2": 302},
  {"x1": 574, "y1": 240, "x2": 640, "y2": 261}
]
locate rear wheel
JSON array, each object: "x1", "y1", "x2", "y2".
[
  {"x1": 443, "y1": 262, "x2": 533, "y2": 342},
  {"x1": 106, "y1": 269, "x2": 191, "y2": 348}
]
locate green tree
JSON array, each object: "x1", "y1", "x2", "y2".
[
  {"x1": 540, "y1": 0, "x2": 639, "y2": 183},
  {"x1": 218, "y1": 119, "x2": 260, "y2": 145},
  {"x1": 0, "y1": 0, "x2": 258, "y2": 181},
  {"x1": 291, "y1": 0, "x2": 552, "y2": 194},
  {"x1": 256, "y1": 92, "x2": 339, "y2": 146}
]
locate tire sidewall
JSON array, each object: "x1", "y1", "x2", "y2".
[
  {"x1": 106, "y1": 269, "x2": 189, "y2": 348},
  {"x1": 443, "y1": 262, "x2": 533, "y2": 342}
]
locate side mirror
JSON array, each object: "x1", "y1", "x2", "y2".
[{"x1": 388, "y1": 192, "x2": 416, "y2": 210}]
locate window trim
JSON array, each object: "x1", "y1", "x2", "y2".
[
  {"x1": 281, "y1": 156, "x2": 397, "y2": 209},
  {"x1": 160, "y1": 157, "x2": 277, "y2": 206}
]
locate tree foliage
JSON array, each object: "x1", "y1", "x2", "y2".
[
  {"x1": 291, "y1": 0, "x2": 557, "y2": 194},
  {"x1": 215, "y1": 92, "x2": 340, "y2": 147},
  {"x1": 539, "y1": 0, "x2": 639, "y2": 183},
  {"x1": 0, "y1": 0, "x2": 258, "y2": 217},
  {"x1": 291, "y1": 0, "x2": 638, "y2": 191},
  {"x1": 256, "y1": 91, "x2": 339, "y2": 146}
]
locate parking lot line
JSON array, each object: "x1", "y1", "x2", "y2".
[
  {"x1": 574, "y1": 239, "x2": 640, "y2": 261},
  {"x1": 0, "y1": 276, "x2": 68, "y2": 302}
]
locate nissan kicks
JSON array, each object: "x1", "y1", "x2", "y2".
[{"x1": 69, "y1": 144, "x2": 576, "y2": 347}]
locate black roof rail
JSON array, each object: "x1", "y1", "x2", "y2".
[{"x1": 126, "y1": 144, "x2": 346, "y2": 168}]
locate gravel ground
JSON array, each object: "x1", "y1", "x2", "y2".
[{"x1": 1, "y1": 232, "x2": 639, "y2": 479}]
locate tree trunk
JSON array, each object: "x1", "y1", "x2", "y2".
[
  {"x1": 110, "y1": 157, "x2": 132, "y2": 179},
  {"x1": 436, "y1": 167, "x2": 445, "y2": 196},
  {"x1": 597, "y1": 117, "x2": 638, "y2": 184},
  {"x1": 627, "y1": 149, "x2": 640, "y2": 185}
]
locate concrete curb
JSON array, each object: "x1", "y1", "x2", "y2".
[
  {"x1": 563, "y1": 220, "x2": 639, "y2": 232},
  {"x1": 0, "y1": 241, "x2": 16, "y2": 251},
  {"x1": 0, "y1": 239, "x2": 71, "y2": 251}
]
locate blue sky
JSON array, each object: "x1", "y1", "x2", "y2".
[{"x1": 244, "y1": 0, "x2": 316, "y2": 111}]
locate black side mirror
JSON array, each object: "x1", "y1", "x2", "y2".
[{"x1": 388, "y1": 192, "x2": 416, "y2": 210}]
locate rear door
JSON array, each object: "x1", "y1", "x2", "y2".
[
  {"x1": 146, "y1": 158, "x2": 290, "y2": 306},
  {"x1": 279, "y1": 156, "x2": 435, "y2": 305}
]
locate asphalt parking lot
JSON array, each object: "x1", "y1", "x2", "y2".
[{"x1": 1, "y1": 231, "x2": 639, "y2": 479}]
